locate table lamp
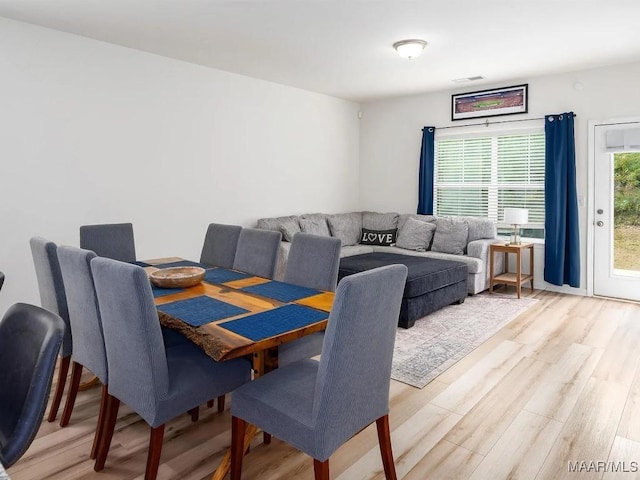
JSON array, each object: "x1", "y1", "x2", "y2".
[{"x1": 503, "y1": 207, "x2": 529, "y2": 245}]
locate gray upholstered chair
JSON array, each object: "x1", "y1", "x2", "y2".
[
  {"x1": 0, "y1": 303, "x2": 64, "y2": 467},
  {"x1": 230, "y1": 264, "x2": 408, "y2": 480},
  {"x1": 200, "y1": 223, "x2": 243, "y2": 268},
  {"x1": 278, "y1": 233, "x2": 342, "y2": 367},
  {"x1": 56, "y1": 246, "x2": 108, "y2": 458},
  {"x1": 233, "y1": 228, "x2": 282, "y2": 278},
  {"x1": 80, "y1": 222, "x2": 136, "y2": 262},
  {"x1": 30, "y1": 236, "x2": 72, "y2": 423},
  {"x1": 90, "y1": 257, "x2": 251, "y2": 480}
]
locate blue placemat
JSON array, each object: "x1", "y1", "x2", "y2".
[
  {"x1": 154, "y1": 260, "x2": 208, "y2": 269},
  {"x1": 204, "y1": 268, "x2": 252, "y2": 284},
  {"x1": 241, "y1": 281, "x2": 321, "y2": 302},
  {"x1": 158, "y1": 296, "x2": 248, "y2": 327},
  {"x1": 132, "y1": 260, "x2": 151, "y2": 267},
  {"x1": 220, "y1": 304, "x2": 327, "y2": 341},
  {"x1": 151, "y1": 285, "x2": 186, "y2": 298}
]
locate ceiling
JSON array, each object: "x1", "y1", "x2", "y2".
[{"x1": 1, "y1": 0, "x2": 640, "y2": 103}]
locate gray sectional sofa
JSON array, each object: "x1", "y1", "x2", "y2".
[{"x1": 256, "y1": 211, "x2": 504, "y2": 295}]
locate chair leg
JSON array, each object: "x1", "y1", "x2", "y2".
[
  {"x1": 263, "y1": 432, "x2": 271, "y2": 444},
  {"x1": 313, "y1": 459, "x2": 330, "y2": 480},
  {"x1": 230, "y1": 416, "x2": 247, "y2": 480},
  {"x1": 59, "y1": 361, "x2": 83, "y2": 427},
  {"x1": 207, "y1": 399, "x2": 214, "y2": 408},
  {"x1": 217, "y1": 394, "x2": 225, "y2": 412},
  {"x1": 47, "y1": 355, "x2": 70, "y2": 422},
  {"x1": 90, "y1": 384, "x2": 109, "y2": 460},
  {"x1": 94, "y1": 394, "x2": 120, "y2": 472},
  {"x1": 188, "y1": 407, "x2": 199, "y2": 422},
  {"x1": 376, "y1": 415, "x2": 397, "y2": 480},
  {"x1": 145, "y1": 425, "x2": 165, "y2": 480}
]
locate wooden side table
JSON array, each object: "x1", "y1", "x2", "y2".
[{"x1": 489, "y1": 242, "x2": 534, "y2": 299}]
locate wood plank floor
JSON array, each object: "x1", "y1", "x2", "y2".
[{"x1": 9, "y1": 290, "x2": 640, "y2": 480}]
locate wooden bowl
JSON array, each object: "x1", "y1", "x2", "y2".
[{"x1": 149, "y1": 266, "x2": 205, "y2": 288}]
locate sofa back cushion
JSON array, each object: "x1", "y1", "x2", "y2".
[
  {"x1": 431, "y1": 217, "x2": 469, "y2": 255},
  {"x1": 461, "y1": 216, "x2": 497, "y2": 242},
  {"x1": 327, "y1": 212, "x2": 362, "y2": 246},
  {"x1": 396, "y1": 218, "x2": 436, "y2": 252},
  {"x1": 397, "y1": 214, "x2": 437, "y2": 234},
  {"x1": 299, "y1": 217, "x2": 331, "y2": 236},
  {"x1": 362, "y1": 212, "x2": 399, "y2": 230},
  {"x1": 256, "y1": 215, "x2": 301, "y2": 242}
]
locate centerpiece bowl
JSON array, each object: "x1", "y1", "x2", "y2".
[{"x1": 149, "y1": 266, "x2": 205, "y2": 288}]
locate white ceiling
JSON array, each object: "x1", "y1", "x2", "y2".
[{"x1": 1, "y1": 0, "x2": 640, "y2": 103}]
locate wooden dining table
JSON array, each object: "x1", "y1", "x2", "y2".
[{"x1": 142, "y1": 257, "x2": 335, "y2": 479}]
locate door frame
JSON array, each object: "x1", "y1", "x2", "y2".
[{"x1": 587, "y1": 116, "x2": 640, "y2": 298}]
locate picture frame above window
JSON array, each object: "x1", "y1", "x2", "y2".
[{"x1": 451, "y1": 84, "x2": 528, "y2": 121}]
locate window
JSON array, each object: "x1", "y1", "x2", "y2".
[{"x1": 434, "y1": 130, "x2": 545, "y2": 238}]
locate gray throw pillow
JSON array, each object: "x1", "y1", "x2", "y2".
[
  {"x1": 431, "y1": 217, "x2": 469, "y2": 255},
  {"x1": 326, "y1": 212, "x2": 362, "y2": 246},
  {"x1": 396, "y1": 218, "x2": 436, "y2": 252},
  {"x1": 256, "y1": 215, "x2": 300, "y2": 242},
  {"x1": 299, "y1": 217, "x2": 331, "y2": 237}
]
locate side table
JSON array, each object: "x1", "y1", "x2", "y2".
[{"x1": 489, "y1": 242, "x2": 534, "y2": 299}]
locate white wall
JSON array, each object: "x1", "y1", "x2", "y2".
[
  {"x1": 359, "y1": 61, "x2": 640, "y2": 294},
  {"x1": 0, "y1": 18, "x2": 360, "y2": 314}
]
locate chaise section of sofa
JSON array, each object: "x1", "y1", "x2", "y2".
[{"x1": 256, "y1": 211, "x2": 504, "y2": 294}]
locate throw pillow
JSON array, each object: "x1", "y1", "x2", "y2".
[
  {"x1": 326, "y1": 212, "x2": 362, "y2": 246},
  {"x1": 360, "y1": 228, "x2": 397, "y2": 246},
  {"x1": 299, "y1": 217, "x2": 331, "y2": 237},
  {"x1": 396, "y1": 218, "x2": 436, "y2": 252},
  {"x1": 431, "y1": 217, "x2": 469, "y2": 255},
  {"x1": 256, "y1": 215, "x2": 300, "y2": 242}
]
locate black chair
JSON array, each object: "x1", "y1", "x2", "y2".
[
  {"x1": 0, "y1": 303, "x2": 65, "y2": 467},
  {"x1": 0, "y1": 271, "x2": 4, "y2": 291}
]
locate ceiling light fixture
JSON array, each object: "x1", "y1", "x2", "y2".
[{"x1": 393, "y1": 39, "x2": 427, "y2": 59}]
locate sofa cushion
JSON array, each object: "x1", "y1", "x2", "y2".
[
  {"x1": 360, "y1": 228, "x2": 397, "y2": 246},
  {"x1": 432, "y1": 217, "x2": 469, "y2": 255},
  {"x1": 299, "y1": 217, "x2": 330, "y2": 237},
  {"x1": 256, "y1": 215, "x2": 300, "y2": 242},
  {"x1": 327, "y1": 212, "x2": 362, "y2": 246},
  {"x1": 362, "y1": 211, "x2": 399, "y2": 230},
  {"x1": 397, "y1": 214, "x2": 436, "y2": 233},
  {"x1": 462, "y1": 216, "x2": 497, "y2": 242},
  {"x1": 339, "y1": 245, "x2": 375, "y2": 257},
  {"x1": 396, "y1": 218, "x2": 436, "y2": 252},
  {"x1": 370, "y1": 246, "x2": 484, "y2": 274}
]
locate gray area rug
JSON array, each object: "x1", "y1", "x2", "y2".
[{"x1": 392, "y1": 293, "x2": 537, "y2": 388}]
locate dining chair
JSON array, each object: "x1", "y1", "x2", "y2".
[
  {"x1": 0, "y1": 271, "x2": 4, "y2": 291},
  {"x1": 233, "y1": 228, "x2": 282, "y2": 279},
  {"x1": 200, "y1": 223, "x2": 243, "y2": 268},
  {"x1": 30, "y1": 236, "x2": 72, "y2": 423},
  {"x1": 90, "y1": 257, "x2": 252, "y2": 480},
  {"x1": 230, "y1": 264, "x2": 408, "y2": 480},
  {"x1": 0, "y1": 303, "x2": 64, "y2": 467},
  {"x1": 278, "y1": 233, "x2": 342, "y2": 367},
  {"x1": 80, "y1": 222, "x2": 136, "y2": 262},
  {"x1": 56, "y1": 246, "x2": 109, "y2": 458}
]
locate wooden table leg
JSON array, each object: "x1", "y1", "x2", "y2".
[
  {"x1": 516, "y1": 249, "x2": 522, "y2": 299},
  {"x1": 210, "y1": 347, "x2": 279, "y2": 480},
  {"x1": 529, "y1": 244, "x2": 534, "y2": 290}
]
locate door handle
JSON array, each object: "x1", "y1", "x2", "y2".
[{"x1": 597, "y1": 221, "x2": 604, "y2": 227}]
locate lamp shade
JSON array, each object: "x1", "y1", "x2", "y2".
[{"x1": 503, "y1": 207, "x2": 529, "y2": 225}]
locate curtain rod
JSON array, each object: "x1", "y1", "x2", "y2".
[{"x1": 434, "y1": 113, "x2": 576, "y2": 130}]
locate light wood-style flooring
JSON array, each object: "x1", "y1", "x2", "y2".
[{"x1": 9, "y1": 290, "x2": 640, "y2": 480}]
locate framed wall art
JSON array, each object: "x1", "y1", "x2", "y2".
[{"x1": 451, "y1": 84, "x2": 528, "y2": 121}]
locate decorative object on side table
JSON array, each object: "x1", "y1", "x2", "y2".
[
  {"x1": 452, "y1": 84, "x2": 528, "y2": 121},
  {"x1": 503, "y1": 207, "x2": 529, "y2": 245},
  {"x1": 149, "y1": 267, "x2": 205, "y2": 288}
]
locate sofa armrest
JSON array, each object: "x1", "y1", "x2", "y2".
[{"x1": 467, "y1": 238, "x2": 504, "y2": 276}]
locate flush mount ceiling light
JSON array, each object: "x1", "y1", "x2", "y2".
[{"x1": 393, "y1": 39, "x2": 427, "y2": 59}]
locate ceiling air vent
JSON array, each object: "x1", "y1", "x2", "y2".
[{"x1": 452, "y1": 76, "x2": 484, "y2": 83}]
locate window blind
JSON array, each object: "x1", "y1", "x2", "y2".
[{"x1": 434, "y1": 131, "x2": 545, "y2": 235}]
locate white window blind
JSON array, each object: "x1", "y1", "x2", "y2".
[{"x1": 434, "y1": 131, "x2": 545, "y2": 236}]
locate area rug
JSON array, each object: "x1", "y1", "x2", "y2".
[{"x1": 391, "y1": 293, "x2": 537, "y2": 388}]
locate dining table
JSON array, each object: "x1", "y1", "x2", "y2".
[{"x1": 141, "y1": 257, "x2": 335, "y2": 479}]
